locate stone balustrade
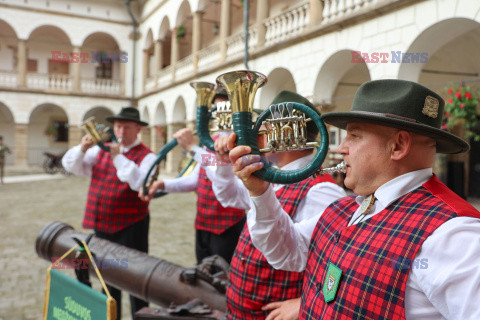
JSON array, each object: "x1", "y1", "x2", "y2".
[
  {"x1": 0, "y1": 70, "x2": 18, "y2": 88},
  {"x1": 157, "y1": 65, "x2": 174, "y2": 87},
  {"x1": 322, "y1": 0, "x2": 380, "y2": 22},
  {"x1": 81, "y1": 78, "x2": 122, "y2": 95},
  {"x1": 197, "y1": 43, "x2": 221, "y2": 71},
  {"x1": 175, "y1": 55, "x2": 195, "y2": 81},
  {"x1": 226, "y1": 28, "x2": 258, "y2": 61},
  {"x1": 27, "y1": 73, "x2": 72, "y2": 91},
  {"x1": 264, "y1": 1, "x2": 310, "y2": 46}
]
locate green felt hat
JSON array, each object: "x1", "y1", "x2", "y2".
[
  {"x1": 270, "y1": 90, "x2": 320, "y2": 142},
  {"x1": 106, "y1": 107, "x2": 148, "y2": 126},
  {"x1": 322, "y1": 79, "x2": 469, "y2": 154}
]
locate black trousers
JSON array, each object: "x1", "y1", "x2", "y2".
[
  {"x1": 195, "y1": 217, "x2": 245, "y2": 264},
  {"x1": 95, "y1": 217, "x2": 150, "y2": 320}
]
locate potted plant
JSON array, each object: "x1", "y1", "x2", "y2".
[
  {"x1": 442, "y1": 84, "x2": 480, "y2": 141},
  {"x1": 176, "y1": 25, "x2": 186, "y2": 41}
]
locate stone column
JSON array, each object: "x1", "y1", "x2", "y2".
[
  {"x1": 17, "y1": 39, "x2": 27, "y2": 88},
  {"x1": 150, "y1": 126, "x2": 158, "y2": 153},
  {"x1": 219, "y1": 0, "x2": 231, "y2": 62},
  {"x1": 171, "y1": 31, "x2": 179, "y2": 81},
  {"x1": 141, "y1": 127, "x2": 152, "y2": 150},
  {"x1": 72, "y1": 46, "x2": 81, "y2": 92},
  {"x1": 143, "y1": 49, "x2": 149, "y2": 90},
  {"x1": 192, "y1": 11, "x2": 202, "y2": 71},
  {"x1": 119, "y1": 56, "x2": 126, "y2": 95},
  {"x1": 68, "y1": 126, "x2": 83, "y2": 148},
  {"x1": 14, "y1": 123, "x2": 28, "y2": 167},
  {"x1": 166, "y1": 123, "x2": 185, "y2": 173},
  {"x1": 309, "y1": 0, "x2": 324, "y2": 27},
  {"x1": 256, "y1": 0, "x2": 269, "y2": 47},
  {"x1": 153, "y1": 40, "x2": 162, "y2": 84}
]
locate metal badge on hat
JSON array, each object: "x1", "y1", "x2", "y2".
[{"x1": 422, "y1": 96, "x2": 439, "y2": 119}]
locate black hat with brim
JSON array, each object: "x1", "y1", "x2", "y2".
[
  {"x1": 322, "y1": 79, "x2": 469, "y2": 154},
  {"x1": 106, "y1": 107, "x2": 148, "y2": 126}
]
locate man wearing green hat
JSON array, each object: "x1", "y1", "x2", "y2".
[
  {"x1": 62, "y1": 107, "x2": 156, "y2": 319},
  {"x1": 214, "y1": 90, "x2": 345, "y2": 320},
  {"x1": 229, "y1": 80, "x2": 480, "y2": 319}
]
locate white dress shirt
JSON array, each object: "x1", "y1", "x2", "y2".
[
  {"x1": 249, "y1": 168, "x2": 480, "y2": 320},
  {"x1": 162, "y1": 145, "x2": 249, "y2": 207},
  {"x1": 62, "y1": 140, "x2": 157, "y2": 192}
]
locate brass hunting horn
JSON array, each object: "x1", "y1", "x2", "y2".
[
  {"x1": 142, "y1": 81, "x2": 217, "y2": 198},
  {"x1": 216, "y1": 70, "x2": 346, "y2": 184},
  {"x1": 81, "y1": 117, "x2": 117, "y2": 151}
]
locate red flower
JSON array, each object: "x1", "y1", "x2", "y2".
[
  {"x1": 442, "y1": 124, "x2": 447, "y2": 130},
  {"x1": 455, "y1": 92, "x2": 462, "y2": 99},
  {"x1": 460, "y1": 104, "x2": 465, "y2": 109},
  {"x1": 447, "y1": 88, "x2": 453, "y2": 94},
  {"x1": 448, "y1": 98, "x2": 453, "y2": 104},
  {"x1": 465, "y1": 92, "x2": 472, "y2": 99},
  {"x1": 445, "y1": 111, "x2": 450, "y2": 116}
]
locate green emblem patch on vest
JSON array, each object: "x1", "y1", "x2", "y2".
[{"x1": 323, "y1": 262, "x2": 342, "y2": 303}]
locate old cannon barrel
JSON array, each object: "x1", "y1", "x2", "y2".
[{"x1": 35, "y1": 221, "x2": 227, "y2": 312}]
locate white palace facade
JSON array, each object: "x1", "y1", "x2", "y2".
[{"x1": 1, "y1": 0, "x2": 479, "y2": 196}]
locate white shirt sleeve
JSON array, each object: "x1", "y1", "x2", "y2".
[
  {"x1": 113, "y1": 152, "x2": 157, "y2": 192},
  {"x1": 405, "y1": 216, "x2": 480, "y2": 320},
  {"x1": 247, "y1": 182, "x2": 346, "y2": 272},
  {"x1": 61, "y1": 145, "x2": 100, "y2": 176},
  {"x1": 191, "y1": 145, "x2": 251, "y2": 210},
  {"x1": 163, "y1": 163, "x2": 200, "y2": 193}
]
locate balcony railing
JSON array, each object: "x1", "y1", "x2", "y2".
[
  {"x1": 226, "y1": 28, "x2": 258, "y2": 61},
  {"x1": 264, "y1": 1, "x2": 310, "y2": 46},
  {"x1": 27, "y1": 73, "x2": 72, "y2": 91},
  {"x1": 0, "y1": 70, "x2": 18, "y2": 88},
  {"x1": 145, "y1": 76, "x2": 156, "y2": 91},
  {"x1": 322, "y1": 0, "x2": 379, "y2": 22},
  {"x1": 197, "y1": 43, "x2": 221, "y2": 71},
  {"x1": 175, "y1": 55, "x2": 195, "y2": 81},
  {"x1": 81, "y1": 78, "x2": 122, "y2": 95},
  {"x1": 158, "y1": 64, "x2": 174, "y2": 87}
]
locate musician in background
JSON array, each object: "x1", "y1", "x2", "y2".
[
  {"x1": 139, "y1": 90, "x2": 246, "y2": 265},
  {"x1": 214, "y1": 91, "x2": 346, "y2": 320},
  {"x1": 0, "y1": 135, "x2": 12, "y2": 184},
  {"x1": 230, "y1": 80, "x2": 480, "y2": 319},
  {"x1": 62, "y1": 107, "x2": 156, "y2": 319}
]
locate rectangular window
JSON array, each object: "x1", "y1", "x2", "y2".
[{"x1": 53, "y1": 121, "x2": 68, "y2": 142}]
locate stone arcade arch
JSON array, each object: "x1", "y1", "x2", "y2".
[
  {"x1": 258, "y1": 67, "x2": 297, "y2": 110},
  {"x1": 28, "y1": 103, "x2": 69, "y2": 166}
]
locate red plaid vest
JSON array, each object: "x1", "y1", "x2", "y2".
[
  {"x1": 301, "y1": 175, "x2": 480, "y2": 320},
  {"x1": 83, "y1": 143, "x2": 151, "y2": 234},
  {"x1": 227, "y1": 174, "x2": 337, "y2": 320},
  {"x1": 195, "y1": 166, "x2": 245, "y2": 235}
]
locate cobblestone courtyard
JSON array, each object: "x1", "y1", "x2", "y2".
[
  {"x1": 1, "y1": 173, "x2": 479, "y2": 320},
  {"x1": 0, "y1": 175, "x2": 197, "y2": 320}
]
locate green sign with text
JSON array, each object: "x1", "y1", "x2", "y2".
[{"x1": 44, "y1": 269, "x2": 113, "y2": 320}]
